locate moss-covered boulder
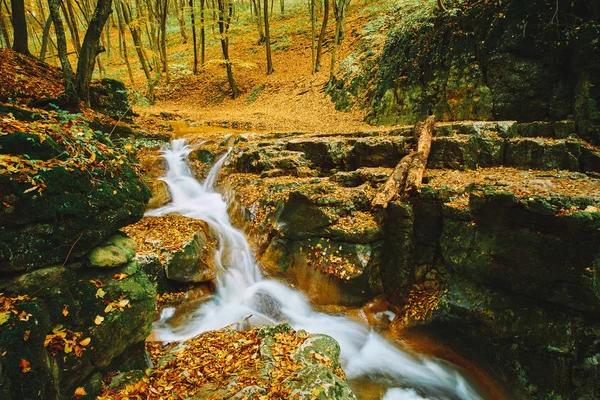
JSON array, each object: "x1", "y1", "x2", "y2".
[
  {"x1": 89, "y1": 78, "x2": 133, "y2": 122},
  {"x1": 0, "y1": 260, "x2": 156, "y2": 399},
  {"x1": 122, "y1": 215, "x2": 218, "y2": 287},
  {"x1": 0, "y1": 116, "x2": 150, "y2": 272}
]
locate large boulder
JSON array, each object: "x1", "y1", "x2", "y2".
[
  {"x1": 122, "y1": 215, "x2": 218, "y2": 289},
  {"x1": 0, "y1": 112, "x2": 151, "y2": 272},
  {"x1": 384, "y1": 169, "x2": 600, "y2": 399},
  {"x1": 0, "y1": 260, "x2": 156, "y2": 399}
]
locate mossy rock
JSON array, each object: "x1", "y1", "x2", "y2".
[
  {"x1": 89, "y1": 78, "x2": 132, "y2": 123},
  {"x1": 87, "y1": 232, "x2": 136, "y2": 268},
  {"x1": 0, "y1": 161, "x2": 150, "y2": 272},
  {"x1": 0, "y1": 261, "x2": 156, "y2": 399}
]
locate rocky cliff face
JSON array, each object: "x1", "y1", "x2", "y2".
[{"x1": 331, "y1": 0, "x2": 600, "y2": 144}]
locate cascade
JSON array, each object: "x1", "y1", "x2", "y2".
[{"x1": 149, "y1": 139, "x2": 483, "y2": 400}]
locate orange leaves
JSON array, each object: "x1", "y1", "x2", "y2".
[
  {"x1": 0, "y1": 293, "x2": 32, "y2": 326},
  {"x1": 73, "y1": 387, "x2": 87, "y2": 398},
  {"x1": 19, "y1": 359, "x2": 31, "y2": 373},
  {"x1": 113, "y1": 273, "x2": 129, "y2": 281},
  {"x1": 100, "y1": 328, "x2": 312, "y2": 399}
]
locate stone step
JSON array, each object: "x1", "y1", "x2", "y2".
[
  {"x1": 231, "y1": 134, "x2": 600, "y2": 176},
  {"x1": 429, "y1": 136, "x2": 600, "y2": 173}
]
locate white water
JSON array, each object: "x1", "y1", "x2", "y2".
[{"x1": 148, "y1": 139, "x2": 483, "y2": 400}]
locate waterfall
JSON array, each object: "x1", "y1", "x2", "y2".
[{"x1": 148, "y1": 139, "x2": 483, "y2": 400}]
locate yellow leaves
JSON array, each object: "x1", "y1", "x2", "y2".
[
  {"x1": 79, "y1": 337, "x2": 91, "y2": 347},
  {"x1": 89, "y1": 279, "x2": 104, "y2": 288},
  {"x1": 104, "y1": 297, "x2": 130, "y2": 313},
  {"x1": 62, "y1": 305, "x2": 69, "y2": 317},
  {"x1": 94, "y1": 315, "x2": 105, "y2": 325},
  {"x1": 95, "y1": 288, "x2": 106, "y2": 298},
  {"x1": 0, "y1": 311, "x2": 9, "y2": 325},
  {"x1": 73, "y1": 387, "x2": 87, "y2": 398},
  {"x1": 19, "y1": 358, "x2": 31, "y2": 373},
  {"x1": 45, "y1": 325, "x2": 88, "y2": 356},
  {"x1": 23, "y1": 185, "x2": 39, "y2": 194}
]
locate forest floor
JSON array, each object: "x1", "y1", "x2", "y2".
[{"x1": 101, "y1": 0, "x2": 390, "y2": 133}]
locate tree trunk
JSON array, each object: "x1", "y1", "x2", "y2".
[
  {"x1": 115, "y1": 1, "x2": 135, "y2": 88},
  {"x1": 280, "y1": 0, "x2": 284, "y2": 17},
  {"x1": 75, "y1": 0, "x2": 113, "y2": 104},
  {"x1": 64, "y1": 0, "x2": 82, "y2": 54},
  {"x1": 371, "y1": 116, "x2": 436, "y2": 209},
  {"x1": 0, "y1": 1, "x2": 12, "y2": 48},
  {"x1": 121, "y1": 1, "x2": 155, "y2": 103},
  {"x1": 217, "y1": 0, "x2": 239, "y2": 99},
  {"x1": 329, "y1": 0, "x2": 349, "y2": 81},
  {"x1": 315, "y1": 0, "x2": 328, "y2": 71},
  {"x1": 177, "y1": 0, "x2": 188, "y2": 43},
  {"x1": 39, "y1": 16, "x2": 53, "y2": 60},
  {"x1": 263, "y1": 0, "x2": 273, "y2": 74},
  {"x1": 190, "y1": 0, "x2": 198, "y2": 73},
  {"x1": 11, "y1": 0, "x2": 29, "y2": 54},
  {"x1": 251, "y1": 0, "x2": 265, "y2": 44},
  {"x1": 49, "y1": 0, "x2": 77, "y2": 101},
  {"x1": 200, "y1": 0, "x2": 205, "y2": 66}
]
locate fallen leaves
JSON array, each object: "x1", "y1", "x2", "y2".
[
  {"x1": 0, "y1": 293, "x2": 32, "y2": 326},
  {"x1": 122, "y1": 215, "x2": 213, "y2": 262},
  {"x1": 113, "y1": 273, "x2": 129, "y2": 281},
  {"x1": 94, "y1": 315, "x2": 105, "y2": 325},
  {"x1": 100, "y1": 328, "x2": 314, "y2": 400},
  {"x1": 73, "y1": 387, "x2": 87, "y2": 398},
  {"x1": 44, "y1": 325, "x2": 89, "y2": 357},
  {"x1": 19, "y1": 358, "x2": 31, "y2": 373}
]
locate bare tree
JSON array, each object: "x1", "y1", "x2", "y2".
[
  {"x1": 49, "y1": 0, "x2": 76, "y2": 101},
  {"x1": 120, "y1": 1, "x2": 156, "y2": 103},
  {"x1": 0, "y1": 0, "x2": 11, "y2": 48},
  {"x1": 315, "y1": 0, "x2": 329, "y2": 71},
  {"x1": 264, "y1": 0, "x2": 273, "y2": 74},
  {"x1": 217, "y1": 0, "x2": 239, "y2": 98},
  {"x1": 329, "y1": 0, "x2": 350, "y2": 81},
  {"x1": 200, "y1": 0, "x2": 205, "y2": 67},
  {"x1": 177, "y1": 0, "x2": 188, "y2": 43},
  {"x1": 251, "y1": 0, "x2": 265, "y2": 44},
  {"x1": 190, "y1": 0, "x2": 198, "y2": 73}
]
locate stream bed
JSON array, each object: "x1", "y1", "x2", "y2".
[{"x1": 148, "y1": 139, "x2": 495, "y2": 400}]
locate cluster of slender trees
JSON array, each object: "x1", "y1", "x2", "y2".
[{"x1": 1, "y1": 0, "x2": 353, "y2": 104}]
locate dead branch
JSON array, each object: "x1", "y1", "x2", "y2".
[{"x1": 371, "y1": 115, "x2": 435, "y2": 208}]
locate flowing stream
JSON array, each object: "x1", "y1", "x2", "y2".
[{"x1": 148, "y1": 139, "x2": 484, "y2": 400}]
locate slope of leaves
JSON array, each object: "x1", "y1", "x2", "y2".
[{"x1": 0, "y1": 49, "x2": 64, "y2": 105}]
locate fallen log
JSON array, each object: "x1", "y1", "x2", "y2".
[{"x1": 371, "y1": 115, "x2": 435, "y2": 209}]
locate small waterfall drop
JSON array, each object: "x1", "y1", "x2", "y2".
[{"x1": 148, "y1": 139, "x2": 483, "y2": 400}]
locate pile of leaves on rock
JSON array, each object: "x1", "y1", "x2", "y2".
[{"x1": 99, "y1": 324, "x2": 352, "y2": 400}]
